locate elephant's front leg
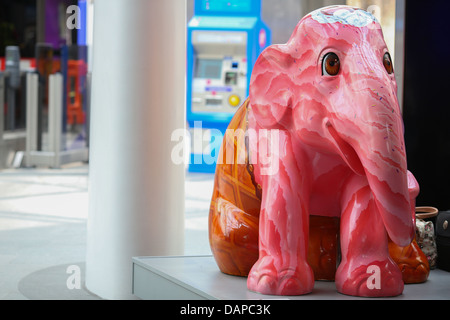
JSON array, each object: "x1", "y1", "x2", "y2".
[
  {"x1": 247, "y1": 132, "x2": 314, "y2": 296},
  {"x1": 336, "y1": 175, "x2": 404, "y2": 297}
]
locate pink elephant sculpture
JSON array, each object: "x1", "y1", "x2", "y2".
[{"x1": 209, "y1": 5, "x2": 421, "y2": 297}]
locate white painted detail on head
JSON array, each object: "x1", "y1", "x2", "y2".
[{"x1": 310, "y1": 7, "x2": 378, "y2": 27}]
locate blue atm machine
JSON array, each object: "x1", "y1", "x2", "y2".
[{"x1": 187, "y1": 0, "x2": 271, "y2": 173}]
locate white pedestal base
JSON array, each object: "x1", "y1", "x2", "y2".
[{"x1": 132, "y1": 255, "x2": 450, "y2": 300}]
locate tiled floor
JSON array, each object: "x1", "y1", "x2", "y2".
[{"x1": 0, "y1": 163, "x2": 214, "y2": 299}]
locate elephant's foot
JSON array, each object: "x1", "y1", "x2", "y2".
[
  {"x1": 247, "y1": 255, "x2": 314, "y2": 296},
  {"x1": 335, "y1": 258, "x2": 404, "y2": 297}
]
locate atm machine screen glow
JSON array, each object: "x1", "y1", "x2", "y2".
[{"x1": 195, "y1": 59, "x2": 223, "y2": 79}]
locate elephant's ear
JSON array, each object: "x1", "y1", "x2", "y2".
[{"x1": 249, "y1": 44, "x2": 295, "y2": 128}]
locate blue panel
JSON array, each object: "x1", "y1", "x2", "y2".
[
  {"x1": 77, "y1": 0, "x2": 87, "y2": 46},
  {"x1": 201, "y1": 0, "x2": 251, "y2": 13},
  {"x1": 187, "y1": 121, "x2": 227, "y2": 173},
  {"x1": 188, "y1": 16, "x2": 257, "y2": 29},
  {"x1": 195, "y1": 0, "x2": 261, "y2": 17}
]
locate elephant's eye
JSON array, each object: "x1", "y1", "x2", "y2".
[
  {"x1": 383, "y1": 52, "x2": 394, "y2": 74},
  {"x1": 322, "y1": 52, "x2": 340, "y2": 76}
]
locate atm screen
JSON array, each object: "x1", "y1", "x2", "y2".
[{"x1": 195, "y1": 59, "x2": 222, "y2": 79}]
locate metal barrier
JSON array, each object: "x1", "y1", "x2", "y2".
[
  {"x1": 25, "y1": 72, "x2": 88, "y2": 168},
  {"x1": 0, "y1": 72, "x2": 4, "y2": 143}
]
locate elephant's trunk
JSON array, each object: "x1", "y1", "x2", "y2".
[
  {"x1": 327, "y1": 84, "x2": 415, "y2": 247},
  {"x1": 363, "y1": 86, "x2": 414, "y2": 247},
  {"x1": 363, "y1": 156, "x2": 415, "y2": 247}
]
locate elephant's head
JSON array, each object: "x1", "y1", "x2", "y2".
[{"x1": 248, "y1": 6, "x2": 415, "y2": 246}]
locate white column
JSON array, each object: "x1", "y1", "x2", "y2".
[{"x1": 86, "y1": 0, "x2": 186, "y2": 300}]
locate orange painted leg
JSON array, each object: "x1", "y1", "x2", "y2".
[
  {"x1": 308, "y1": 216, "x2": 339, "y2": 281},
  {"x1": 388, "y1": 237, "x2": 430, "y2": 284}
]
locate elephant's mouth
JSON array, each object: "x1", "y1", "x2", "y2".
[{"x1": 326, "y1": 122, "x2": 365, "y2": 176}]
